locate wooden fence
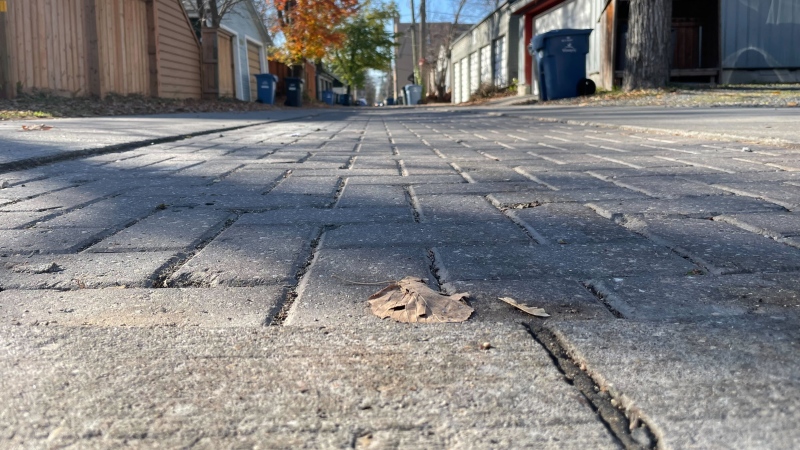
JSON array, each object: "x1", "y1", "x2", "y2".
[
  {"x1": 1, "y1": 0, "x2": 201, "y2": 99},
  {"x1": 267, "y1": 60, "x2": 317, "y2": 100}
]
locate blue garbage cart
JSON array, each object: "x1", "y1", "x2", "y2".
[
  {"x1": 253, "y1": 73, "x2": 277, "y2": 104},
  {"x1": 385, "y1": 97, "x2": 394, "y2": 106},
  {"x1": 340, "y1": 94, "x2": 350, "y2": 106},
  {"x1": 528, "y1": 29, "x2": 594, "y2": 101},
  {"x1": 321, "y1": 90, "x2": 334, "y2": 105}
]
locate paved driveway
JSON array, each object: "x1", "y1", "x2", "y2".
[{"x1": 1, "y1": 108, "x2": 799, "y2": 448}]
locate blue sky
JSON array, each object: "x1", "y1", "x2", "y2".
[{"x1": 394, "y1": 0, "x2": 495, "y2": 24}]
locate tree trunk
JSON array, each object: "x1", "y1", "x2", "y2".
[{"x1": 623, "y1": 0, "x2": 672, "y2": 91}]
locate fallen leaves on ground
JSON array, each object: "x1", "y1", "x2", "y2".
[
  {"x1": 368, "y1": 277, "x2": 473, "y2": 323},
  {"x1": 499, "y1": 296, "x2": 550, "y2": 318},
  {"x1": 21, "y1": 124, "x2": 53, "y2": 131}
]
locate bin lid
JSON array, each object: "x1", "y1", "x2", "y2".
[{"x1": 531, "y1": 28, "x2": 592, "y2": 51}]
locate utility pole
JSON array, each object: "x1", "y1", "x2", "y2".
[
  {"x1": 0, "y1": 0, "x2": 12, "y2": 99},
  {"x1": 419, "y1": 0, "x2": 426, "y2": 98},
  {"x1": 393, "y1": 13, "x2": 400, "y2": 102},
  {"x1": 410, "y1": 0, "x2": 419, "y2": 86}
]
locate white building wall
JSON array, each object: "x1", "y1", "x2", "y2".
[
  {"x1": 450, "y1": 1, "x2": 516, "y2": 103},
  {"x1": 533, "y1": 0, "x2": 604, "y2": 93}
]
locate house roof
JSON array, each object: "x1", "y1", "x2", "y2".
[{"x1": 181, "y1": 0, "x2": 271, "y2": 45}]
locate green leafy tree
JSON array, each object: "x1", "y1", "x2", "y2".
[{"x1": 327, "y1": 2, "x2": 398, "y2": 97}]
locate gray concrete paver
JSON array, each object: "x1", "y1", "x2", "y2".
[
  {"x1": 0, "y1": 324, "x2": 619, "y2": 449},
  {"x1": 168, "y1": 224, "x2": 316, "y2": 287},
  {"x1": 716, "y1": 211, "x2": 800, "y2": 238},
  {"x1": 416, "y1": 194, "x2": 507, "y2": 222},
  {"x1": 323, "y1": 221, "x2": 530, "y2": 248},
  {"x1": 624, "y1": 215, "x2": 800, "y2": 274},
  {"x1": 586, "y1": 273, "x2": 800, "y2": 321},
  {"x1": 589, "y1": 195, "x2": 783, "y2": 217},
  {"x1": 550, "y1": 318, "x2": 800, "y2": 450},
  {"x1": 284, "y1": 246, "x2": 432, "y2": 327},
  {"x1": 511, "y1": 203, "x2": 645, "y2": 244},
  {"x1": 0, "y1": 287, "x2": 281, "y2": 327},
  {"x1": 236, "y1": 207, "x2": 414, "y2": 225},
  {"x1": 0, "y1": 228, "x2": 107, "y2": 254},
  {"x1": 0, "y1": 251, "x2": 176, "y2": 290},
  {"x1": 488, "y1": 187, "x2": 649, "y2": 205},
  {"x1": 88, "y1": 208, "x2": 233, "y2": 252},
  {"x1": 435, "y1": 241, "x2": 696, "y2": 281}
]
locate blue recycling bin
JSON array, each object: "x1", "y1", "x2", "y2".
[
  {"x1": 321, "y1": 90, "x2": 334, "y2": 105},
  {"x1": 529, "y1": 29, "x2": 593, "y2": 101},
  {"x1": 340, "y1": 94, "x2": 350, "y2": 106},
  {"x1": 385, "y1": 97, "x2": 394, "y2": 106},
  {"x1": 253, "y1": 73, "x2": 277, "y2": 104},
  {"x1": 284, "y1": 77, "x2": 304, "y2": 107}
]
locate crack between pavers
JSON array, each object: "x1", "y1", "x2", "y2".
[
  {"x1": 328, "y1": 177, "x2": 348, "y2": 209},
  {"x1": 2, "y1": 182, "x2": 87, "y2": 212},
  {"x1": 261, "y1": 170, "x2": 292, "y2": 196},
  {"x1": 580, "y1": 280, "x2": 629, "y2": 319},
  {"x1": 149, "y1": 212, "x2": 241, "y2": 288},
  {"x1": 269, "y1": 225, "x2": 332, "y2": 326},
  {"x1": 296, "y1": 152, "x2": 315, "y2": 164},
  {"x1": 397, "y1": 159, "x2": 408, "y2": 177},
  {"x1": 500, "y1": 208, "x2": 549, "y2": 245},
  {"x1": 426, "y1": 247, "x2": 454, "y2": 295},
  {"x1": 204, "y1": 164, "x2": 246, "y2": 186},
  {"x1": 13, "y1": 187, "x2": 126, "y2": 229},
  {"x1": 405, "y1": 185, "x2": 424, "y2": 223},
  {"x1": 341, "y1": 155, "x2": 357, "y2": 170},
  {"x1": 523, "y1": 322, "x2": 658, "y2": 450},
  {"x1": 448, "y1": 162, "x2": 475, "y2": 183},
  {"x1": 0, "y1": 115, "x2": 319, "y2": 175},
  {"x1": 66, "y1": 202, "x2": 176, "y2": 253}
]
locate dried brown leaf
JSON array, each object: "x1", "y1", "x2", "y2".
[
  {"x1": 368, "y1": 277, "x2": 472, "y2": 323},
  {"x1": 499, "y1": 297, "x2": 550, "y2": 318},
  {"x1": 21, "y1": 124, "x2": 53, "y2": 131}
]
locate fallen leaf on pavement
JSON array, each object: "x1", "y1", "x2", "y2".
[
  {"x1": 499, "y1": 296, "x2": 550, "y2": 317},
  {"x1": 21, "y1": 124, "x2": 53, "y2": 131},
  {"x1": 368, "y1": 277, "x2": 473, "y2": 323}
]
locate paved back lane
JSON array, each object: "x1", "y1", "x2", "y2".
[{"x1": 1, "y1": 108, "x2": 798, "y2": 448}]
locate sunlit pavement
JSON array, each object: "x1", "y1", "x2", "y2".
[{"x1": 1, "y1": 107, "x2": 799, "y2": 448}]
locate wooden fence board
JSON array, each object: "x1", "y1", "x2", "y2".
[
  {"x1": 6, "y1": 0, "x2": 197, "y2": 98},
  {"x1": 156, "y1": 0, "x2": 201, "y2": 98}
]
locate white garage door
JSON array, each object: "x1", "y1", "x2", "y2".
[
  {"x1": 480, "y1": 45, "x2": 491, "y2": 85},
  {"x1": 494, "y1": 36, "x2": 507, "y2": 86},
  {"x1": 460, "y1": 58, "x2": 469, "y2": 103},
  {"x1": 453, "y1": 61, "x2": 461, "y2": 103},
  {"x1": 469, "y1": 52, "x2": 479, "y2": 95}
]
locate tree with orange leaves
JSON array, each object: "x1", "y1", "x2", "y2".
[{"x1": 268, "y1": 0, "x2": 360, "y2": 75}]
